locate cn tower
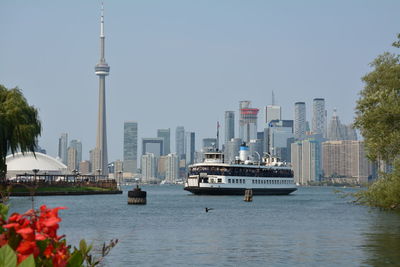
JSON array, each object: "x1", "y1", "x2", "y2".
[{"x1": 94, "y1": 4, "x2": 109, "y2": 176}]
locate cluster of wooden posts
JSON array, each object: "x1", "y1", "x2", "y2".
[{"x1": 244, "y1": 189, "x2": 253, "y2": 202}]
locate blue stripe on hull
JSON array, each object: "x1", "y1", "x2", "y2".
[{"x1": 184, "y1": 187, "x2": 297, "y2": 195}]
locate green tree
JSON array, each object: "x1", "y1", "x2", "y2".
[
  {"x1": 0, "y1": 85, "x2": 41, "y2": 181},
  {"x1": 353, "y1": 34, "x2": 400, "y2": 209}
]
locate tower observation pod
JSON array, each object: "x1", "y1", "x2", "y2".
[{"x1": 95, "y1": 4, "x2": 110, "y2": 76}]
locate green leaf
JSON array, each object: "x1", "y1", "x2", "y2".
[
  {"x1": 67, "y1": 251, "x2": 84, "y2": 267},
  {"x1": 18, "y1": 255, "x2": 35, "y2": 267},
  {"x1": 36, "y1": 240, "x2": 48, "y2": 254},
  {"x1": 0, "y1": 244, "x2": 17, "y2": 267},
  {"x1": 0, "y1": 204, "x2": 9, "y2": 220},
  {"x1": 79, "y1": 239, "x2": 87, "y2": 253}
]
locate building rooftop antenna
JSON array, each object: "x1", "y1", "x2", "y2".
[{"x1": 272, "y1": 90, "x2": 275, "y2": 105}]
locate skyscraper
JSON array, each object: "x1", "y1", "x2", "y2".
[
  {"x1": 224, "y1": 138, "x2": 241, "y2": 164},
  {"x1": 291, "y1": 139, "x2": 321, "y2": 185},
  {"x1": 249, "y1": 139, "x2": 263, "y2": 161},
  {"x1": 94, "y1": 4, "x2": 110, "y2": 176},
  {"x1": 69, "y1": 139, "x2": 82, "y2": 170},
  {"x1": 224, "y1": 111, "x2": 235, "y2": 144},
  {"x1": 89, "y1": 148, "x2": 101, "y2": 175},
  {"x1": 141, "y1": 153, "x2": 156, "y2": 182},
  {"x1": 327, "y1": 109, "x2": 344, "y2": 140},
  {"x1": 124, "y1": 122, "x2": 138, "y2": 173},
  {"x1": 157, "y1": 128, "x2": 171, "y2": 155},
  {"x1": 291, "y1": 141, "x2": 302, "y2": 184},
  {"x1": 327, "y1": 109, "x2": 358, "y2": 141},
  {"x1": 239, "y1": 101, "x2": 259, "y2": 143},
  {"x1": 269, "y1": 125, "x2": 294, "y2": 160},
  {"x1": 175, "y1": 126, "x2": 185, "y2": 160},
  {"x1": 58, "y1": 133, "x2": 68, "y2": 164},
  {"x1": 322, "y1": 140, "x2": 372, "y2": 183},
  {"x1": 157, "y1": 156, "x2": 168, "y2": 179},
  {"x1": 301, "y1": 139, "x2": 321, "y2": 183},
  {"x1": 67, "y1": 147, "x2": 77, "y2": 172},
  {"x1": 165, "y1": 153, "x2": 179, "y2": 183},
  {"x1": 294, "y1": 102, "x2": 306, "y2": 140},
  {"x1": 142, "y1": 138, "x2": 164, "y2": 157},
  {"x1": 185, "y1": 132, "x2": 195, "y2": 165},
  {"x1": 312, "y1": 98, "x2": 326, "y2": 136},
  {"x1": 79, "y1": 160, "x2": 91, "y2": 175},
  {"x1": 265, "y1": 105, "x2": 282, "y2": 124}
]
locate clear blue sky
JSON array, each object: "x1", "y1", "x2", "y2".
[{"x1": 1, "y1": 0, "x2": 399, "y2": 162}]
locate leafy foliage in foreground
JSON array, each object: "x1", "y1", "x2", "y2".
[
  {"x1": 354, "y1": 52, "x2": 400, "y2": 162},
  {"x1": 353, "y1": 160, "x2": 400, "y2": 210},
  {"x1": 353, "y1": 34, "x2": 400, "y2": 209},
  {"x1": 0, "y1": 204, "x2": 118, "y2": 266},
  {"x1": 0, "y1": 85, "x2": 42, "y2": 181}
]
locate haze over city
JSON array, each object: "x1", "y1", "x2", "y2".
[{"x1": 1, "y1": 0, "x2": 399, "y2": 162}]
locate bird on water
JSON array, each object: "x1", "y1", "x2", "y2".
[{"x1": 205, "y1": 208, "x2": 214, "y2": 212}]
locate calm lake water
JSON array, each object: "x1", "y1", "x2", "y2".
[{"x1": 8, "y1": 186, "x2": 400, "y2": 267}]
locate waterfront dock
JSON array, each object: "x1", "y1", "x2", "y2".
[{"x1": 3, "y1": 173, "x2": 122, "y2": 196}]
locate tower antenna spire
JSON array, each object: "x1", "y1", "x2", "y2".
[
  {"x1": 100, "y1": 2, "x2": 105, "y2": 38},
  {"x1": 272, "y1": 90, "x2": 275, "y2": 105}
]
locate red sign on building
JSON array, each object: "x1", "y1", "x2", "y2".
[{"x1": 240, "y1": 108, "x2": 259, "y2": 115}]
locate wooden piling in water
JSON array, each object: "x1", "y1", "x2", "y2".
[
  {"x1": 244, "y1": 189, "x2": 253, "y2": 202},
  {"x1": 128, "y1": 185, "x2": 147, "y2": 205}
]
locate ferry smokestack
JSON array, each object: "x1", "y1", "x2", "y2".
[{"x1": 239, "y1": 143, "x2": 249, "y2": 162}]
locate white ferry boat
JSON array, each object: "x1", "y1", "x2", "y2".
[{"x1": 184, "y1": 145, "x2": 297, "y2": 195}]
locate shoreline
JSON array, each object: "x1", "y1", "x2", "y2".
[{"x1": 9, "y1": 190, "x2": 123, "y2": 197}]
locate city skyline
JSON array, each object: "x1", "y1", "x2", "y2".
[{"x1": 1, "y1": 1, "x2": 399, "y2": 161}]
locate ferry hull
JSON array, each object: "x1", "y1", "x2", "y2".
[{"x1": 184, "y1": 187, "x2": 297, "y2": 195}]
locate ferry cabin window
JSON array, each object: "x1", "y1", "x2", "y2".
[
  {"x1": 228, "y1": 179, "x2": 231, "y2": 183},
  {"x1": 217, "y1": 178, "x2": 222, "y2": 183}
]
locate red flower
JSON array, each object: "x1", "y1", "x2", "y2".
[
  {"x1": 52, "y1": 243, "x2": 69, "y2": 267},
  {"x1": 16, "y1": 227, "x2": 34, "y2": 241},
  {"x1": 8, "y1": 213, "x2": 22, "y2": 222},
  {"x1": 1, "y1": 205, "x2": 69, "y2": 264},
  {"x1": 43, "y1": 243, "x2": 54, "y2": 258}
]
